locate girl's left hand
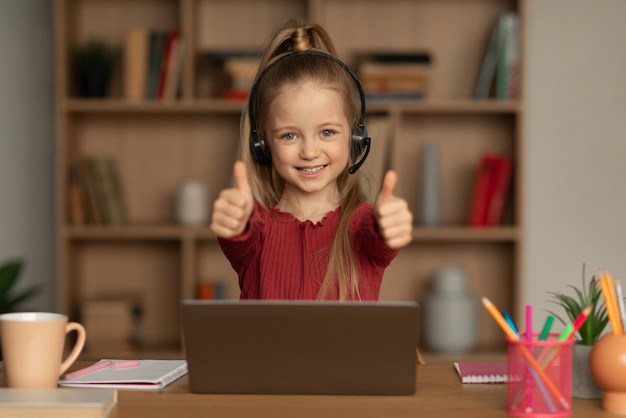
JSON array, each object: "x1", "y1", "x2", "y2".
[{"x1": 374, "y1": 170, "x2": 413, "y2": 249}]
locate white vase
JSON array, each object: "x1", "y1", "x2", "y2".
[
  {"x1": 423, "y1": 267, "x2": 478, "y2": 353},
  {"x1": 573, "y1": 343, "x2": 603, "y2": 399},
  {"x1": 176, "y1": 180, "x2": 209, "y2": 226}
]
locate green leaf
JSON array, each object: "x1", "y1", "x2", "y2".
[
  {"x1": 545, "y1": 265, "x2": 608, "y2": 344},
  {"x1": 0, "y1": 260, "x2": 22, "y2": 294}
]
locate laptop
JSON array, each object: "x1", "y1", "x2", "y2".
[{"x1": 180, "y1": 300, "x2": 418, "y2": 396}]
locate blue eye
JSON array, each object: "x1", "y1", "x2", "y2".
[
  {"x1": 281, "y1": 132, "x2": 297, "y2": 141},
  {"x1": 321, "y1": 129, "x2": 335, "y2": 138}
]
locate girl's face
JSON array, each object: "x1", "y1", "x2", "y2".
[{"x1": 268, "y1": 82, "x2": 351, "y2": 203}]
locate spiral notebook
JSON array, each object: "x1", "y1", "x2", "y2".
[{"x1": 454, "y1": 361, "x2": 508, "y2": 384}]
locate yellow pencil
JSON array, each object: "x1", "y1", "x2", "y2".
[
  {"x1": 599, "y1": 270, "x2": 621, "y2": 335},
  {"x1": 605, "y1": 271, "x2": 623, "y2": 334},
  {"x1": 481, "y1": 297, "x2": 570, "y2": 409}
]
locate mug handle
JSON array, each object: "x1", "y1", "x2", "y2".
[{"x1": 59, "y1": 322, "x2": 87, "y2": 376}]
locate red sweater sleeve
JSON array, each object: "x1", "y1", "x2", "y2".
[{"x1": 350, "y1": 203, "x2": 399, "y2": 268}]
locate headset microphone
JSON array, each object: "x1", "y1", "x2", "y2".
[{"x1": 348, "y1": 136, "x2": 371, "y2": 175}]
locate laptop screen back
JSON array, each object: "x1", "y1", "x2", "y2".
[{"x1": 180, "y1": 300, "x2": 418, "y2": 395}]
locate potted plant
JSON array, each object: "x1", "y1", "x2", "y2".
[
  {"x1": 547, "y1": 265, "x2": 608, "y2": 399},
  {"x1": 0, "y1": 259, "x2": 41, "y2": 360},
  {"x1": 72, "y1": 40, "x2": 118, "y2": 98}
]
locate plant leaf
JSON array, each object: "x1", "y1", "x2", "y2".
[
  {"x1": 4, "y1": 285, "x2": 41, "y2": 312},
  {"x1": 0, "y1": 260, "x2": 22, "y2": 294}
]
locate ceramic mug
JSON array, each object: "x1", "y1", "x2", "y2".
[{"x1": 0, "y1": 312, "x2": 86, "y2": 388}]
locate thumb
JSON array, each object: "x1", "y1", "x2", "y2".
[
  {"x1": 233, "y1": 160, "x2": 252, "y2": 199},
  {"x1": 378, "y1": 170, "x2": 397, "y2": 202}
]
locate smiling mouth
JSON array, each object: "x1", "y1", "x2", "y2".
[{"x1": 298, "y1": 165, "x2": 327, "y2": 174}]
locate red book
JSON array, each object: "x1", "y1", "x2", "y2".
[
  {"x1": 484, "y1": 156, "x2": 512, "y2": 226},
  {"x1": 468, "y1": 154, "x2": 499, "y2": 226},
  {"x1": 156, "y1": 29, "x2": 180, "y2": 99},
  {"x1": 454, "y1": 361, "x2": 508, "y2": 383}
]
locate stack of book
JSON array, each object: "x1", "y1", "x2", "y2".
[
  {"x1": 68, "y1": 156, "x2": 127, "y2": 226},
  {"x1": 356, "y1": 52, "x2": 431, "y2": 100},
  {"x1": 204, "y1": 50, "x2": 261, "y2": 100},
  {"x1": 81, "y1": 298, "x2": 140, "y2": 354},
  {"x1": 124, "y1": 27, "x2": 185, "y2": 101}
]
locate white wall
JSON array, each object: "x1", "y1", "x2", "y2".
[
  {"x1": 524, "y1": 0, "x2": 626, "y2": 327},
  {"x1": 0, "y1": 1, "x2": 55, "y2": 311}
]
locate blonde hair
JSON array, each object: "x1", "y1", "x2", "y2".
[{"x1": 240, "y1": 20, "x2": 367, "y2": 300}]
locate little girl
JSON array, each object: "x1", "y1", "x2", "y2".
[{"x1": 210, "y1": 20, "x2": 413, "y2": 301}]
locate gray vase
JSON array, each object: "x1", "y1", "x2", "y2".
[
  {"x1": 423, "y1": 267, "x2": 478, "y2": 353},
  {"x1": 572, "y1": 343, "x2": 603, "y2": 399}
]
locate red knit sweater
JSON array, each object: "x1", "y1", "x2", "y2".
[{"x1": 218, "y1": 202, "x2": 399, "y2": 300}]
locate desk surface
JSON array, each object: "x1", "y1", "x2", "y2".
[{"x1": 0, "y1": 363, "x2": 612, "y2": 417}]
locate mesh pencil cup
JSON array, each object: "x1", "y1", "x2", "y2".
[{"x1": 506, "y1": 333, "x2": 573, "y2": 418}]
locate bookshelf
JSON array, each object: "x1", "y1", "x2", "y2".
[{"x1": 55, "y1": 0, "x2": 524, "y2": 358}]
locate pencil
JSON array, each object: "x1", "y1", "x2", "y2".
[
  {"x1": 616, "y1": 279, "x2": 626, "y2": 334},
  {"x1": 600, "y1": 271, "x2": 621, "y2": 335},
  {"x1": 605, "y1": 271, "x2": 623, "y2": 333},
  {"x1": 482, "y1": 297, "x2": 569, "y2": 410}
]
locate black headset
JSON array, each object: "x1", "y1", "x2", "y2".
[{"x1": 248, "y1": 50, "x2": 371, "y2": 175}]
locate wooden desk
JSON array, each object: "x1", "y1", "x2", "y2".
[{"x1": 0, "y1": 363, "x2": 611, "y2": 417}]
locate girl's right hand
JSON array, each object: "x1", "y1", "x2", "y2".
[{"x1": 210, "y1": 161, "x2": 254, "y2": 239}]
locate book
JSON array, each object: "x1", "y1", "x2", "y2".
[
  {"x1": 0, "y1": 388, "x2": 117, "y2": 418},
  {"x1": 123, "y1": 28, "x2": 149, "y2": 101},
  {"x1": 88, "y1": 157, "x2": 128, "y2": 225},
  {"x1": 496, "y1": 12, "x2": 520, "y2": 100},
  {"x1": 79, "y1": 158, "x2": 104, "y2": 225},
  {"x1": 68, "y1": 163, "x2": 86, "y2": 225},
  {"x1": 473, "y1": 20, "x2": 501, "y2": 99},
  {"x1": 157, "y1": 29, "x2": 180, "y2": 99},
  {"x1": 163, "y1": 35, "x2": 185, "y2": 100},
  {"x1": 484, "y1": 155, "x2": 512, "y2": 225},
  {"x1": 468, "y1": 154, "x2": 499, "y2": 226},
  {"x1": 59, "y1": 360, "x2": 188, "y2": 390},
  {"x1": 454, "y1": 361, "x2": 508, "y2": 384},
  {"x1": 467, "y1": 154, "x2": 512, "y2": 226},
  {"x1": 145, "y1": 30, "x2": 168, "y2": 100}
]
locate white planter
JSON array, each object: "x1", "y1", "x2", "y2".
[{"x1": 573, "y1": 343, "x2": 603, "y2": 399}]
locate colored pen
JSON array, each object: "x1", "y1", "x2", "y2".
[
  {"x1": 524, "y1": 305, "x2": 533, "y2": 412},
  {"x1": 112, "y1": 359, "x2": 140, "y2": 369},
  {"x1": 504, "y1": 312, "x2": 519, "y2": 334},
  {"x1": 482, "y1": 297, "x2": 569, "y2": 409},
  {"x1": 539, "y1": 316, "x2": 554, "y2": 341},
  {"x1": 64, "y1": 360, "x2": 113, "y2": 380}
]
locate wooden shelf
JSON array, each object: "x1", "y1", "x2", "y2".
[
  {"x1": 63, "y1": 98, "x2": 520, "y2": 115},
  {"x1": 55, "y1": 0, "x2": 524, "y2": 356},
  {"x1": 64, "y1": 225, "x2": 519, "y2": 243}
]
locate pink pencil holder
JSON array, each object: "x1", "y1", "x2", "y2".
[{"x1": 507, "y1": 334, "x2": 573, "y2": 417}]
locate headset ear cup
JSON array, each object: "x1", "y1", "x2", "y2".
[
  {"x1": 250, "y1": 130, "x2": 271, "y2": 163},
  {"x1": 351, "y1": 124, "x2": 368, "y2": 161}
]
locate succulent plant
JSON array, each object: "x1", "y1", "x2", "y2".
[{"x1": 546, "y1": 265, "x2": 609, "y2": 345}]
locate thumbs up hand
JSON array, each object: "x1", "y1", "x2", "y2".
[
  {"x1": 374, "y1": 170, "x2": 413, "y2": 249},
  {"x1": 210, "y1": 161, "x2": 254, "y2": 239}
]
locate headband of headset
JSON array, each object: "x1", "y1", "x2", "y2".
[{"x1": 247, "y1": 50, "x2": 370, "y2": 174}]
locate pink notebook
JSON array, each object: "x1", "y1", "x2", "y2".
[{"x1": 454, "y1": 361, "x2": 508, "y2": 384}]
